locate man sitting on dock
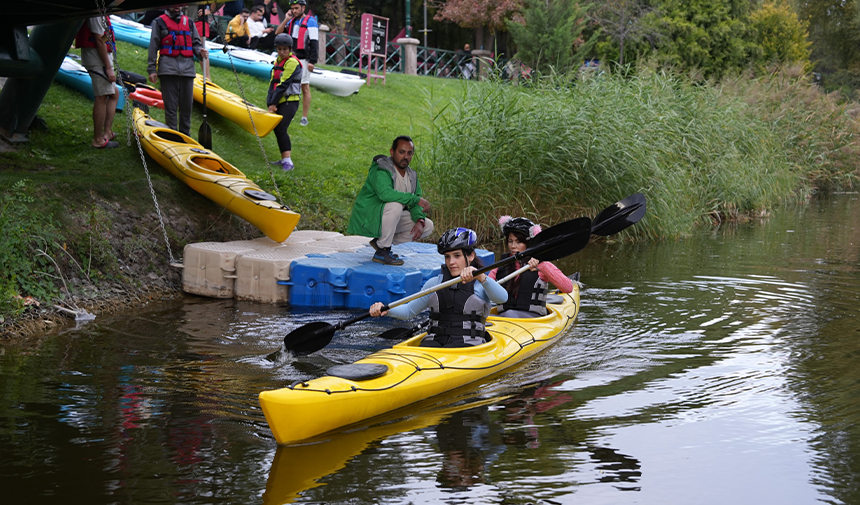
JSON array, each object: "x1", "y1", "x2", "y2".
[{"x1": 347, "y1": 136, "x2": 434, "y2": 265}]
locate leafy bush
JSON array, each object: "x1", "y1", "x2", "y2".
[
  {"x1": 748, "y1": 2, "x2": 812, "y2": 70},
  {"x1": 0, "y1": 180, "x2": 63, "y2": 316}
]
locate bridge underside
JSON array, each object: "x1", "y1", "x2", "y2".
[{"x1": 0, "y1": 0, "x2": 186, "y2": 142}]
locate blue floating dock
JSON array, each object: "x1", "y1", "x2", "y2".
[{"x1": 284, "y1": 243, "x2": 495, "y2": 309}]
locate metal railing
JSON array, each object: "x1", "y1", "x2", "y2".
[
  {"x1": 323, "y1": 33, "x2": 496, "y2": 79},
  {"x1": 324, "y1": 33, "x2": 403, "y2": 73}
]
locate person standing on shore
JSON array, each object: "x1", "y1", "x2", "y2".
[
  {"x1": 147, "y1": 5, "x2": 209, "y2": 136},
  {"x1": 275, "y1": 0, "x2": 318, "y2": 126},
  {"x1": 76, "y1": 16, "x2": 119, "y2": 148},
  {"x1": 266, "y1": 33, "x2": 302, "y2": 171}
]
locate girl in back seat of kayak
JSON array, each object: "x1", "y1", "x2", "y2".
[
  {"x1": 369, "y1": 228, "x2": 508, "y2": 347},
  {"x1": 488, "y1": 216, "x2": 573, "y2": 318}
]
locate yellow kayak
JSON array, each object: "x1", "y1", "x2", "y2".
[
  {"x1": 133, "y1": 107, "x2": 299, "y2": 242},
  {"x1": 259, "y1": 288, "x2": 580, "y2": 445},
  {"x1": 192, "y1": 75, "x2": 282, "y2": 137}
]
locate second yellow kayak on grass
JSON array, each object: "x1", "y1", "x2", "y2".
[{"x1": 193, "y1": 75, "x2": 282, "y2": 137}]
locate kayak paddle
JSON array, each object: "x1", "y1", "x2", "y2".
[
  {"x1": 283, "y1": 193, "x2": 646, "y2": 355},
  {"x1": 198, "y1": 43, "x2": 213, "y2": 149},
  {"x1": 284, "y1": 216, "x2": 593, "y2": 355}
]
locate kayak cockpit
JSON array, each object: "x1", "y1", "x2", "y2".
[{"x1": 189, "y1": 155, "x2": 243, "y2": 176}]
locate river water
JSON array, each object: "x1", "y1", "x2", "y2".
[{"x1": 2, "y1": 194, "x2": 860, "y2": 504}]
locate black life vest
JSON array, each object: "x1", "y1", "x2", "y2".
[
  {"x1": 424, "y1": 265, "x2": 490, "y2": 347},
  {"x1": 496, "y1": 253, "x2": 548, "y2": 316},
  {"x1": 75, "y1": 17, "x2": 114, "y2": 53},
  {"x1": 286, "y1": 14, "x2": 310, "y2": 51},
  {"x1": 159, "y1": 14, "x2": 193, "y2": 58}
]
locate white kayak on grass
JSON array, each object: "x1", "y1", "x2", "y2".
[{"x1": 204, "y1": 42, "x2": 365, "y2": 97}]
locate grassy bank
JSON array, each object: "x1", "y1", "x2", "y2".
[
  {"x1": 2, "y1": 43, "x2": 859, "y2": 323},
  {"x1": 0, "y1": 40, "x2": 466, "y2": 322}
]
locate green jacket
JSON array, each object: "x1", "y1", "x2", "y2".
[{"x1": 346, "y1": 155, "x2": 427, "y2": 238}]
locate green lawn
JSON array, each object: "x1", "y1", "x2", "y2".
[{"x1": 0, "y1": 40, "x2": 469, "y2": 231}]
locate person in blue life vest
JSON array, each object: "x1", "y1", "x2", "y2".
[
  {"x1": 147, "y1": 4, "x2": 209, "y2": 135},
  {"x1": 275, "y1": 0, "x2": 318, "y2": 126},
  {"x1": 369, "y1": 228, "x2": 508, "y2": 348},
  {"x1": 75, "y1": 16, "x2": 119, "y2": 148},
  {"x1": 266, "y1": 33, "x2": 302, "y2": 171}
]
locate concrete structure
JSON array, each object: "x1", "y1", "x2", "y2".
[{"x1": 397, "y1": 38, "x2": 420, "y2": 76}]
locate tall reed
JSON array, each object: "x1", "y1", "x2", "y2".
[{"x1": 419, "y1": 69, "x2": 811, "y2": 240}]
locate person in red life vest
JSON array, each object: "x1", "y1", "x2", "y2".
[
  {"x1": 76, "y1": 16, "x2": 119, "y2": 148},
  {"x1": 487, "y1": 216, "x2": 574, "y2": 318},
  {"x1": 275, "y1": 0, "x2": 318, "y2": 126},
  {"x1": 194, "y1": 5, "x2": 216, "y2": 41},
  {"x1": 146, "y1": 5, "x2": 209, "y2": 135},
  {"x1": 266, "y1": 34, "x2": 302, "y2": 171}
]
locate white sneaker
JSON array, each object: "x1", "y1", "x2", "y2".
[{"x1": 299, "y1": 117, "x2": 308, "y2": 126}]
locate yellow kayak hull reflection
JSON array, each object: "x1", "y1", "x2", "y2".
[
  {"x1": 133, "y1": 108, "x2": 299, "y2": 242},
  {"x1": 192, "y1": 75, "x2": 282, "y2": 137},
  {"x1": 259, "y1": 287, "x2": 579, "y2": 445}
]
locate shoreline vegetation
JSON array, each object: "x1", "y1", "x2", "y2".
[{"x1": 1, "y1": 40, "x2": 858, "y2": 338}]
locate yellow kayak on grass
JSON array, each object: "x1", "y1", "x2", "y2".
[
  {"x1": 259, "y1": 287, "x2": 580, "y2": 445},
  {"x1": 132, "y1": 107, "x2": 299, "y2": 242},
  {"x1": 192, "y1": 74, "x2": 282, "y2": 137}
]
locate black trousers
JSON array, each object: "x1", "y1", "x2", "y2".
[
  {"x1": 274, "y1": 100, "x2": 299, "y2": 153},
  {"x1": 160, "y1": 75, "x2": 194, "y2": 135}
]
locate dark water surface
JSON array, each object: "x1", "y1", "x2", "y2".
[{"x1": 2, "y1": 194, "x2": 860, "y2": 504}]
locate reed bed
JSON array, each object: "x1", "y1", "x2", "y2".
[{"x1": 419, "y1": 67, "x2": 856, "y2": 240}]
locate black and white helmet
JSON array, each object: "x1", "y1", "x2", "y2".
[
  {"x1": 274, "y1": 33, "x2": 293, "y2": 48},
  {"x1": 499, "y1": 216, "x2": 542, "y2": 240},
  {"x1": 438, "y1": 227, "x2": 478, "y2": 254}
]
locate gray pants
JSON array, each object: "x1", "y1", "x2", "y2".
[
  {"x1": 160, "y1": 75, "x2": 194, "y2": 135},
  {"x1": 377, "y1": 201, "x2": 434, "y2": 248}
]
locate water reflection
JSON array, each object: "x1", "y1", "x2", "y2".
[{"x1": 3, "y1": 195, "x2": 860, "y2": 504}]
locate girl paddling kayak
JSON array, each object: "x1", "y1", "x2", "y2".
[
  {"x1": 370, "y1": 228, "x2": 508, "y2": 347},
  {"x1": 488, "y1": 216, "x2": 573, "y2": 318}
]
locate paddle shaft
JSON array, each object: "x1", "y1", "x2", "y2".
[
  {"x1": 343, "y1": 201, "x2": 643, "y2": 329},
  {"x1": 330, "y1": 234, "x2": 577, "y2": 332},
  {"x1": 202, "y1": 59, "x2": 208, "y2": 116}
]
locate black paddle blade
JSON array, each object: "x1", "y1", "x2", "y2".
[
  {"x1": 198, "y1": 122, "x2": 212, "y2": 149},
  {"x1": 527, "y1": 216, "x2": 592, "y2": 262},
  {"x1": 592, "y1": 193, "x2": 646, "y2": 236},
  {"x1": 284, "y1": 321, "x2": 335, "y2": 355}
]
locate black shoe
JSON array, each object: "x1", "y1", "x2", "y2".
[
  {"x1": 372, "y1": 247, "x2": 404, "y2": 265},
  {"x1": 369, "y1": 237, "x2": 381, "y2": 252}
]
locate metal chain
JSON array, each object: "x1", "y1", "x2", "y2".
[
  {"x1": 209, "y1": 16, "x2": 285, "y2": 202},
  {"x1": 96, "y1": 0, "x2": 179, "y2": 265}
]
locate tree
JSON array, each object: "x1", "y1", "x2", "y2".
[
  {"x1": 749, "y1": 2, "x2": 811, "y2": 68},
  {"x1": 795, "y1": 0, "x2": 860, "y2": 71},
  {"x1": 591, "y1": 0, "x2": 655, "y2": 65},
  {"x1": 648, "y1": 0, "x2": 755, "y2": 78},
  {"x1": 507, "y1": 0, "x2": 597, "y2": 74},
  {"x1": 324, "y1": 0, "x2": 358, "y2": 35},
  {"x1": 430, "y1": 0, "x2": 523, "y2": 51}
]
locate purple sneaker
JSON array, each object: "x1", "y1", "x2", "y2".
[{"x1": 279, "y1": 159, "x2": 294, "y2": 171}]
